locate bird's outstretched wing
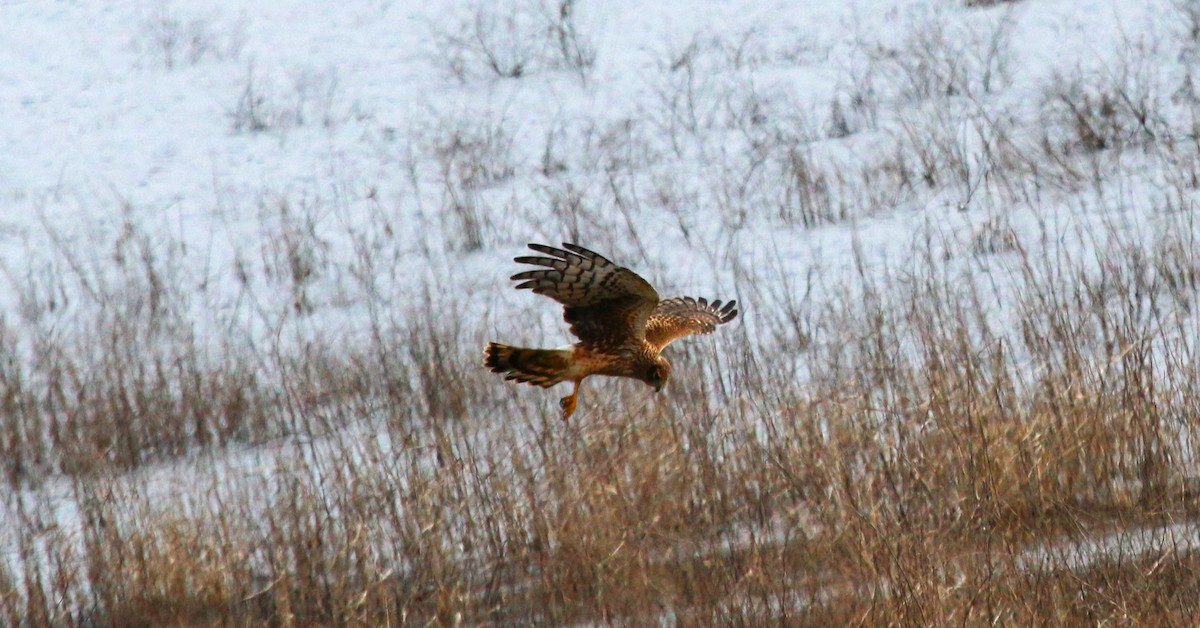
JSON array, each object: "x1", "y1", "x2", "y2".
[
  {"x1": 644, "y1": 297, "x2": 738, "y2": 350},
  {"x1": 511, "y1": 243, "x2": 660, "y2": 350}
]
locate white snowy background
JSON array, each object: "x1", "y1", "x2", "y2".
[{"x1": 3, "y1": 0, "x2": 1200, "y2": 618}]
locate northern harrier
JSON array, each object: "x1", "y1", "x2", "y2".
[{"x1": 484, "y1": 243, "x2": 738, "y2": 420}]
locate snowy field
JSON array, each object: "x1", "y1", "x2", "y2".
[{"x1": 4, "y1": 0, "x2": 1200, "y2": 623}]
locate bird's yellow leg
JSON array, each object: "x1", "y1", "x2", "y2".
[{"x1": 560, "y1": 379, "x2": 581, "y2": 422}]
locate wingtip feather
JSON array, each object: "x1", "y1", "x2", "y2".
[
  {"x1": 527, "y1": 243, "x2": 565, "y2": 257},
  {"x1": 722, "y1": 299, "x2": 739, "y2": 322},
  {"x1": 560, "y1": 242, "x2": 609, "y2": 262}
]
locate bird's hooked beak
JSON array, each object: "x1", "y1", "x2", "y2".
[{"x1": 654, "y1": 384, "x2": 663, "y2": 393}]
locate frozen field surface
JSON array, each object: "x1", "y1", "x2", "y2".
[{"x1": 3, "y1": 0, "x2": 1200, "y2": 623}]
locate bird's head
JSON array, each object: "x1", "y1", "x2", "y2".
[{"x1": 642, "y1": 357, "x2": 672, "y2": 392}]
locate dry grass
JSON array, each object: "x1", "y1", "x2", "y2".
[
  {"x1": 6, "y1": 3, "x2": 1200, "y2": 625},
  {"x1": 3, "y1": 203, "x2": 1199, "y2": 625}
]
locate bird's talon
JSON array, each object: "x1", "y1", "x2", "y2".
[{"x1": 560, "y1": 393, "x2": 578, "y2": 421}]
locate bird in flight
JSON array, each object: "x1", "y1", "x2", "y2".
[{"x1": 484, "y1": 243, "x2": 738, "y2": 420}]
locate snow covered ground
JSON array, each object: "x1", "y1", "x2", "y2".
[
  {"x1": 3, "y1": 0, "x2": 1200, "y2": 621},
  {"x1": 3, "y1": 0, "x2": 1192, "y2": 343}
]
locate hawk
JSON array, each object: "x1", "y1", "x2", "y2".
[{"x1": 484, "y1": 242, "x2": 738, "y2": 420}]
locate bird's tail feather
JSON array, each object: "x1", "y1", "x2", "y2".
[{"x1": 484, "y1": 343, "x2": 572, "y2": 388}]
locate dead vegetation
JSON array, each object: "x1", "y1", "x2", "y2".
[
  {"x1": 3, "y1": 192, "x2": 1199, "y2": 624},
  {"x1": 5, "y1": 1, "x2": 1200, "y2": 625}
]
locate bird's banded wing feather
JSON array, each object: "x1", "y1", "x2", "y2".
[
  {"x1": 644, "y1": 297, "x2": 738, "y2": 350},
  {"x1": 511, "y1": 243, "x2": 660, "y2": 349}
]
